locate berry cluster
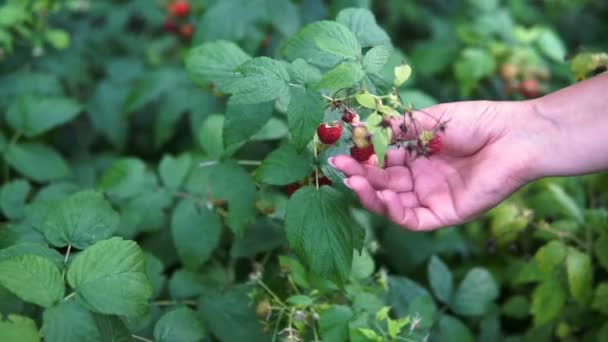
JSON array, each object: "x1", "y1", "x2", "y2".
[
  {"x1": 500, "y1": 62, "x2": 549, "y2": 98},
  {"x1": 163, "y1": 1, "x2": 194, "y2": 39}
]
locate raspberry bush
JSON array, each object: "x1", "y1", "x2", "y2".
[{"x1": 0, "y1": 1, "x2": 607, "y2": 342}]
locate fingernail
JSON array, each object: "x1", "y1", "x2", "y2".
[
  {"x1": 343, "y1": 178, "x2": 352, "y2": 189},
  {"x1": 328, "y1": 157, "x2": 337, "y2": 168}
]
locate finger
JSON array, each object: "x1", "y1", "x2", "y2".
[
  {"x1": 344, "y1": 176, "x2": 385, "y2": 215},
  {"x1": 361, "y1": 165, "x2": 413, "y2": 192},
  {"x1": 329, "y1": 155, "x2": 365, "y2": 177},
  {"x1": 385, "y1": 148, "x2": 408, "y2": 167},
  {"x1": 399, "y1": 192, "x2": 419, "y2": 207},
  {"x1": 378, "y1": 190, "x2": 443, "y2": 231}
]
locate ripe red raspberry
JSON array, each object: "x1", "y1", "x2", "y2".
[
  {"x1": 286, "y1": 183, "x2": 300, "y2": 197},
  {"x1": 341, "y1": 109, "x2": 359, "y2": 123},
  {"x1": 519, "y1": 79, "x2": 539, "y2": 98},
  {"x1": 170, "y1": 1, "x2": 191, "y2": 17},
  {"x1": 317, "y1": 123, "x2": 342, "y2": 145},
  {"x1": 428, "y1": 136, "x2": 443, "y2": 155},
  {"x1": 318, "y1": 176, "x2": 332, "y2": 187},
  {"x1": 164, "y1": 19, "x2": 178, "y2": 33},
  {"x1": 350, "y1": 145, "x2": 375, "y2": 162},
  {"x1": 179, "y1": 24, "x2": 194, "y2": 39}
]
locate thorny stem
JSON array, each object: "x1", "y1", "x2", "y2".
[{"x1": 131, "y1": 335, "x2": 153, "y2": 342}]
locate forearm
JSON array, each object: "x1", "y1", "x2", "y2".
[{"x1": 519, "y1": 74, "x2": 608, "y2": 178}]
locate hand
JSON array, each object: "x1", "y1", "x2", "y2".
[{"x1": 330, "y1": 100, "x2": 539, "y2": 231}]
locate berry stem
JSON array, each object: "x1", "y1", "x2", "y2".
[{"x1": 313, "y1": 135, "x2": 319, "y2": 189}]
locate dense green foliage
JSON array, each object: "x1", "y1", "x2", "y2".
[{"x1": 0, "y1": 0, "x2": 607, "y2": 341}]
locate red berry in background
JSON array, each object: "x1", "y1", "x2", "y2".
[
  {"x1": 341, "y1": 109, "x2": 359, "y2": 123},
  {"x1": 170, "y1": 1, "x2": 191, "y2": 17},
  {"x1": 519, "y1": 79, "x2": 540, "y2": 98},
  {"x1": 286, "y1": 183, "x2": 300, "y2": 197},
  {"x1": 164, "y1": 19, "x2": 178, "y2": 33},
  {"x1": 179, "y1": 24, "x2": 194, "y2": 39},
  {"x1": 350, "y1": 145, "x2": 375, "y2": 162},
  {"x1": 317, "y1": 122, "x2": 343, "y2": 145},
  {"x1": 428, "y1": 136, "x2": 443, "y2": 155},
  {"x1": 318, "y1": 176, "x2": 332, "y2": 187}
]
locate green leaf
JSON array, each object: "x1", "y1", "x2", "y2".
[
  {"x1": 41, "y1": 190, "x2": 119, "y2": 249},
  {"x1": 265, "y1": 0, "x2": 300, "y2": 36},
  {"x1": 450, "y1": 268, "x2": 498, "y2": 316},
  {"x1": 159, "y1": 154, "x2": 192, "y2": 190},
  {"x1": 428, "y1": 255, "x2": 453, "y2": 304},
  {"x1": 223, "y1": 98, "x2": 274, "y2": 148},
  {"x1": 286, "y1": 294, "x2": 314, "y2": 307},
  {"x1": 92, "y1": 314, "x2": 132, "y2": 342},
  {"x1": 363, "y1": 45, "x2": 393, "y2": 74},
  {"x1": 501, "y1": 295, "x2": 530, "y2": 319},
  {"x1": 536, "y1": 29, "x2": 566, "y2": 62},
  {"x1": 125, "y1": 69, "x2": 180, "y2": 113},
  {"x1": 289, "y1": 59, "x2": 322, "y2": 86},
  {"x1": 592, "y1": 282, "x2": 608, "y2": 315},
  {"x1": 251, "y1": 117, "x2": 289, "y2": 141},
  {"x1": 287, "y1": 87, "x2": 325, "y2": 150},
  {"x1": 285, "y1": 186, "x2": 365, "y2": 283},
  {"x1": 315, "y1": 62, "x2": 364, "y2": 92},
  {"x1": 351, "y1": 249, "x2": 374, "y2": 279},
  {"x1": 145, "y1": 253, "x2": 166, "y2": 299},
  {"x1": 197, "y1": 114, "x2": 225, "y2": 159},
  {"x1": 399, "y1": 89, "x2": 437, "y2": 109},
  {"x1": 320, "y1": 305, "x2": 353, "y2": 342},
  {"x1": 0, "y1": 314, "x2": 40, "y2": 342},
  {"x1": 42, "y1": 300, "x2": 100, "y2": 342},
  {"x1": 454, "y1": 48, "x2": 495, "y2": 96},
  {"x1": 531, "y1": 277, "x2": 566, "y2": 326},
  {"x1": 0, "y1": 178, "x2": 30, "y2": 220},
  {"x1": 394, "y1": 64, "x2": 412, "y2": 87},
  {"x1": 186, "y1": 41, "x2": 251, "y2": 91},
  {"x1": 355, "y1": 92, "x2": 377, "y2": 109},
  {"x1": 546, "y1": 183, "x2": 583, "y2": 223},
  {"x1": 434, "y1": 315, "x2": 474, "y2": 342},
  {"x1": 534, "y1": 240, "x2": 566, "y2": 274},
  {"x1": 256, "y1": 143, "x2": 314, "y2": 185},
  {"x1": 208, "y1": 162, "x2": 257, "y2": 236},
  {"x1": 154, "y1": 307, "x2": 206, "y2": 342},
  {"x1": 595, "y1": 234, "x2": 608, "y2": 272},
  {"x1": 67, "y1": 237, "x2": 153, "y2": 316},
  {"x1": 199, "y1": 286, "x2": 269, "y2": 342},
  {"x1": 387, "y1": 276, "x2": 431, "y2": 317},
  {"x1": 566, "y1": 247, "x2": 592, "y2": 306},
  {"x1": 0, "y1": 255, "x2": 64, "y2": 308},
  {"x1": 336, "y1": 8, "x2": 391, "y2": 48},
  {"x1": 6, "y1": 96, "x2": 81, "y2": 137},
  {"x1": 5, "y1": 143, "x2": 71, "y2": 182},
  {"x1": 407, "y1": 296, "x2": 436, "y2": 329},
  {"x1": 227, "y1": 57, "x2": 290, "y2": 104},
  {"x1": 282, "y1": 21, "x2": 361, "y2": 67},
  {"x1": 44, "y1": 28, "x2": 70, "y2": 50},
  {"x1": 230, "y1": 218, "x2": 285, "y2": 258},
  {"x1": 171, "y1": 199, "x2": 222, "y2": 270},
  {"x1": 97, "y1": 158, "x2": 146, "y2": 198},
  {"x1": 87, "y1": 81, "x2": 128, "y2": 148},
  {"x1": 0, "y1": 242, "x2": 64, "y2": 268},
  {"x1": 196, "y1": 0, "x2": 265, "y2": 42}
]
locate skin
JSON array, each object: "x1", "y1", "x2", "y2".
[{"x1": 329, "y1": 74, "x2": 608, "y2": 231}]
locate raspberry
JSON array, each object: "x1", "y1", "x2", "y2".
[
  {"x1": 170, "y1": 1, "x2": 191, "y2": 17},
  {"x1": 350, "y1": 145, "x2": 375, "y2": 162},
  {"x1": 519, "y1": 79, "x2": 539, "y2": 98},
  {"x1": 352, "y1": 126, "x2": 370, "y2": 148},
  {"x1": 318, "y1": 176, "x2": 332, "y2": 187},
  {"x1": 317, "y1": 122, "x2": 342, "y2": 145},
  {"x1": 341, "y1": 109, "x2": 359, "y2": 123},
  {"x1": 164, "y1": 19, "x2": 178, "y2": 33},
  {"x1": 179, "y1": 24, "x2": 194, "y2": 39},
  {"x1": 286, "y1": 183, "x2": 300, "y2": 197},
  {"x1": 428, "y1": 136, "x2": 442, "y2": 155}
]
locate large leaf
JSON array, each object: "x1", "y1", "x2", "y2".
[
  {"x1": 0, "y1": 178, "x2": 30, "y2": 220},
  {"x1": 566, "y1": 247, "x2": 592, "y2": 306},
  {"x1": 0, "y1": 242, "x2": 64, "y2": 268},
  {"x1": 6, "y1": 96, "x2": 81, "y2": 137},
  {"x1": 171, "y1": 199, "x2": 222, "y2": 270},
  {"x1": 284, "y1": 186, "x2": 365, "y2": 283},
  {"x1": 0, "y1": 314, "x2": 40, "y2": 342},
  {"x1": 534, "y1": 240, "x2": 566, "y2": 274},
  {"x1": 432, "y1": 315, "x2": 474, "y2": 342},
  {"x1": 315, "y1": 62, "x2": 365, "y2": 92},
  {"x1": 286, "y1": 87, "x2": 325, "y2": 150},
  {"x1": 223, "y1": 98, "x2": 274, "y2": 148},
  {"x1": 154, "y1": 307, "x2": 206, "y2": 342},
  {"x1": 42, "y1": 300, "x2": 100, "y2": 342},
  {"x1": 428, "y1": 255, "x2": 453, "y2": 304},
  {"x1": 227, "y1": 57, "x2": 290, "y2": 104},
  {"x1": 450, "y1": 268, "x2": 498, "y2": 316},
  {"x1": 5, "y1": 143, "x2": 71, "y2": 182},
  {"x1": 256, "y1": 143, "x2": 314, "y2": 185},
  {"x1": 186, "y1": 41, "x2": 251, "y2": 91},
  {"x1": 0, "y1": 255, "x2": 64, "y2": 308},
  {"x1": 96, "y1": 158, "x2": 146, "y2": 199},
  {"x1": 363, "y1": 45, "x2": 393, "y2": 74},
  {"x1": 320, "y1": 305, "x2": 353, "y2": 342},
  {"x1": 230, "y1": 218, "x2": 285, "y2": 258},
  {"x1": 159, "y1": 154, "x2": 192, "y2": 190},
  {"x1": 41, "y1": 190, "x2": 119, "y2": 249},
  {"x1": 531, "y1": 277, "x2": 566, "y2": 326},
  {"x1": 592, "y1": 282, "x2": 608, "y2": 315},
  {"x1": 336, "y1": 8, "x2": 391, "y2": 48},
  {"x1": 387, "y1": 276, "x2": 432, "y2": 317},
  {"x1": 66, "y1": 237, "x2": 153, "y2": 316}
]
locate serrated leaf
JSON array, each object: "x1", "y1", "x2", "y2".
[
  {"x1": 0, "y1": 178, "x2": 30, "y2": 220},
  {"x1": 154, "y1": 307, "x2": 206, "y2": 342},
  {"x1": 159, "y1": 154, "x2": 192, "y2": 190},
  {"x1": 336, "y1": 8, "x2": 391, "y2": 48},
  {"x1": 355, "y1": 92, "x2": 377, "y2": 109},
  {"x1": 227, "y1": 57, "x2": 290, "y2": 104},
  {"x1": 428, "y1": 255, "x2": 453, "y2": 303},
  {"x1": 534, "y1": 240, "x2": 566, "y2": 274},
  {"x1": 41, "y1": 190, "x2": 119, "y2": 249},
  {"x1": 566, "y1": 247, "x2": 592, "y2": 306},
  {"x1": 0, "y1": 255, "x2": 64, "y2": 308},
  {"x1": 6, "y1": 96, "x2": 81, "y2": 137},
  {"x1": 394, "y1": 64, "x2": 412, "y2": 87},
  {"x1": 97, "y1": 158, "x2": 146, "y2": 198},
  {"x1": 287, "y1": 87, "x2": 325, "y2": 150},
  {"x1": 92, "y1": 314, "x2": 131, "y2": 342},
  {"x1": 171, "y1": 199, "x2": 222, "y2": 270},
  {"x1": 223, "y1": 98, "x2": 274, "y2": 148},
  {"x1": 363, "y1": 46, "x2": 393, "y2": 74},
  {"x1": 387, "y1": 276, "x2": 432, "y2": 317},
  {"x1": 450, "y1": 268, "x2": 498, "y2": 316},
  {"x1": 282, "y1": 21, "x2": 360, "y2": 67},
  {"x1": 289, "y1": 59, "x2": 322, "y2": 86},
  {"x1": 0, "y1": 314, "x2": 40, "y2": 342},
  {"x1": 531, "y1": 277, "x2": 566, "y2": 326},
  {"x1": 315, "y1": 62, "x2": 364, "y2": 92},
  {"x1": 0, "y1": 242, "x2": 64, "y2": 268},
  {"x1": 285, "y1": 186, "x2": 365, "y2": 283},
  {"x1": 230, "y1": 219, "x2": 285, "y2": 258},
  {"x1": 67, "y1": 237, "x2": 153, "y2": 316},
  {"x1": 186, "y1": 41, "x2": 251, "y2": 91},
  {"x1": 42, "y1": 300, "x2": 100, "y2": 342},
  {"x1": 256, "y1": 143, "x2": 314, "y2": 185},
  {"x1": 5, "y1": 143, "x2": 71, "y2": 182},
  {"x1": 320, "y1": 305, "x2": 353, "y2": 342}
]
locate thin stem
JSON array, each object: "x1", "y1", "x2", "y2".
[
  {"x1": 288, "y1": 82, "x2": 305, "y2": 89},
  {"x1": 272, "y1": 308, "x2": 285, "y2": 342},
  {"x1": 313, "y1": 136, "x2": 319, "y2": 189},
  {"x1": 152, "y1": 300, "x2": 197, "y2": 307},
  {"x1": 63, "y1": 292, "x2": 76, "y2": 301},
  {"x1": 131, "y1": 335, "x2": 153, "y2": 342},
  {"x1": 537, "y1": 221, "x2": 587, "y2": 250},
  {"x1": 257, "y1": 279, "x2": 288, "y2": 309},
  {"x1": 311, "y1": 312, "x2": 320, "y2": 341},
  {"x1": 199, "y1": 160, "x2": 262, "y2": 168},
  {"x1": 64, "y1": 244, "x2": 71, "y2": 264}
]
